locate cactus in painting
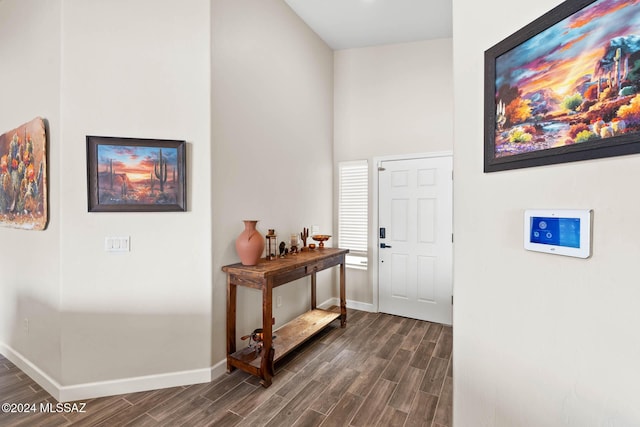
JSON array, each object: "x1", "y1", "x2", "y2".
[
  {"x1": 154, "y1": 149, "x2": 168, "y2": 192},
  {"x1": 109, "y1": 159, "x2": 114, "y2": 189}
]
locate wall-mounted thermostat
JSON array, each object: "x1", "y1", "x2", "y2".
[{"x1": 524, "y1": 209, "x2": 592, "y2": 258}]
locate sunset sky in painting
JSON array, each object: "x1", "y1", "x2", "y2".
[
  {"x1": 98, "y1": 145, "x2": 177, "y2": 183},
  {"x1": 496, "y1": 0, "x2": 640, "y2": 99}
]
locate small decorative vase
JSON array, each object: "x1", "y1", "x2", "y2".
[{"x1": 235, "y1": 220, "x2": 265, "y2": 266}]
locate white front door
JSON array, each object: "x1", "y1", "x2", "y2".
[{"x1": 378, "y1": 156, "x2": 453, "y2": 324}]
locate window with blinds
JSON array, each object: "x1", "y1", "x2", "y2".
[{"x1": 338, "y1": 160, "x2": 368, "y2": 269}]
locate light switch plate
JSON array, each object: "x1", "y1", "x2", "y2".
[{"x1": 105, "y1": 236, "x2": 130, "y2": 252}]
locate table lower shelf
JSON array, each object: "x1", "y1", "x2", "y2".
[{"x1": 228, "y1": 307, "x2": 341, "y2": 370}]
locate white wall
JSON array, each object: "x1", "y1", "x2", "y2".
[
  {"x1": 453, "y1": 0, "x2": 640, "y2": 425},
  {"x1": 58, "y1": 0, "x2": 212, "y2": 388},
  {"x1": 334, "y1": 39, "x2": 453, "y2": 305},
  {"x1": 0, "y1": 0, "x2": 212, "y2": 399},
  {"x1": 0, "y1": 0, "x2": 62, "y2": 385},
  {"x1": 211, "y1": 0, "x2": 334, "y2": 362},
  {"x1": 0, "y1": 0, "x2": 334, "y2": 400}
]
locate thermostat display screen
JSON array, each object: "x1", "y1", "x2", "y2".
[
  {"x1": 530, "y1": 217, "x2": 580, "y2": 248},
  {"x1": 524, "y1": 209, "x2": 592, "y2": 258}
]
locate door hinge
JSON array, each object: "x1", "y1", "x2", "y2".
[
  {"x1": 451, "y1": 233, "x2": 454, "y2": 243},
  {"x1": 451, "y1": 295, "x2": 454, "y2": 305}
]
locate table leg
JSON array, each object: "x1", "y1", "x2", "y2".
[
  {"x1": 226, "y1": 277, "x2": 237, "y2": 372},
  {"x1": 340, "y1": 262, "x2": 347, "y2": 327},
  {"x1": 260, "y1": 281, "x2": 274, "y2": 387},
  {"x1": 311, "y1": 271, "x2": 317, "y2": 310}
]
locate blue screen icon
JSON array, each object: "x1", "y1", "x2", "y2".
[{"x1": 530, "y1": 217, "x2": 580, "y2": 248}]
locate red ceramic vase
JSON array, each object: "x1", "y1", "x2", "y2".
[{"x1": 235, "y1": 220, "x2": 264, "y2": 266}]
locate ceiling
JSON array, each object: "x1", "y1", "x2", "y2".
[{"x1": 284, "y1": 0, "x2": 452, "y2": 50}]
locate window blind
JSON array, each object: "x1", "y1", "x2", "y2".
[{"x1": 338, "y1": 161, "x2": 368, "y2": 256}]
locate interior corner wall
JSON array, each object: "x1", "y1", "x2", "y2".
[
  {"x1": 453, "y1": 0, "x2": 640, "y2": 425},
  {"x1": 58, "y1": 0, "x2": 212, "y2": 390},
  {"x1": 0, "y1": 0, "x2": 62, "y2": 384},
  {"x1": 333, "y1": 39, "x2": 453, "y2": 305},
  {"x1": 211, "y1": 0, "x2": 334, "y2": 363}
]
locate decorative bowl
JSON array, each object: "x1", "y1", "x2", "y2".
[{"x1": 311, "y1": 234, "x2": 331, "y2": 248}]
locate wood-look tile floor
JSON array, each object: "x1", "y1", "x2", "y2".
[{"x1": 0, "y1": 309, "x2": 452, "y2": 427}]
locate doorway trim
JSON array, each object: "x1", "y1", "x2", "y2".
[{"x1": 371, "y1": 151, "x2": 453, "y2": 314}]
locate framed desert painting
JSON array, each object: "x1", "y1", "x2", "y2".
[
  {"x1": 86, "y1": 136, "x2": 186, "y2": 212},
  {"x1": 0, "y1": 117, "x2": 48, "y2": 230},
  {"x1": 485, "y1": 0, "x2": 640, "y2": 172}
]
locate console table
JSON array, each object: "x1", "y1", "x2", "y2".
[{"x1": 222, "y1": 247, "x2": 348, "y2": 387}]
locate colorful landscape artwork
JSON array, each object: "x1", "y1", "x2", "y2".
[
  {"x1": 0, "y1": 118, "x2": 47, "y2": 230},
  {"x1": 96, "y1": 143, "x2": 181, "y2": 207},
  {"x1": 494, "y1": 0, "x2": 640, "y2": 158}
]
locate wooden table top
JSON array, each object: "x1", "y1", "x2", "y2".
[{"x1": 222, "y1": 247, "x2": 349, "y2": 277}]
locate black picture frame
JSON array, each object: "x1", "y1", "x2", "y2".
[
  {"x1": 87, "y1": 135, "x2": 186, "y2": 212},
  {"x1": 485, "y1": 0, "x2": 640, "y2": 172}
]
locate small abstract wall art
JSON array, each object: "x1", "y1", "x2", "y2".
[
  {"x1": 0, "y1": 117, "x2": 48, "y2": 230},
  {"x1": 86, "y1": 136, "x2": 186, "y2": 212}
]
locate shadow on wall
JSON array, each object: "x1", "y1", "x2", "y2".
[{"x1": 4, "y1": 293, "x2": 211, "y2": 389}]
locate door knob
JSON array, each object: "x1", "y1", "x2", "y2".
[{"x1": 380, "y1": 243, "x2": 392, "y2": 248}]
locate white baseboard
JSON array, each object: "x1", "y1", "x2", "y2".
[
  {"x1": 210, "y1": 357, "x2": 228, "y2": 381},
  {"x1": 59, "y1": 366, "x2": 212, "y2": 402},
  {"x1": 0, "y1": 342, "x2": 61, "y2": 400},
  {"x1": 0, "y1": 342, "x2": 213, "y2": 402},
  {"x1": 318, "y1": 298, "x2": 376, "y2": 313},
  {"x1": 0, "y1": 299, "x2": 376, "y2": 402}
]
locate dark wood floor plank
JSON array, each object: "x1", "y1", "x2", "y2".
[
  {"x1": 409, "y1": 341, "x2": 436, "y2": 370},
  {"x1": 400, "y1": 322, "x2": 429, "y2": 352},
  {"x1": 347, "y1": 355, "x2": 389, "y2": 397},
  {"x1": 203, "y1": 370, "x2": 253, "y2": 402},
  {"x1": 97, "y1": 386, "x2": 184, "y2": 426},
  {"x1": 290, "y1": 408, "x2": 325, "y2": 427},
  {"x1": 405, "y1": 391, "x2": 438, "y2": 427},
  {"x1": 195, "y1": 382, "x2": 256, "y2": 425},
  {"x1": 156, "y1": 395, "x2": 213, "y2": 426},
  {"x1": 63, "y1": 395, "x2": 127, "y2": 424},
  {"x1": 369, "y1": 313, "x2": 392, "y2": 330},
  {"x1": 284, "y1": 341, "x2": 329, "y2": 373},
  {"x1": 0, "y1": 310, "x2": 453, "y2": 427},
  {"x1": 381, "y1": 349, "x2": 412, "y2": 382},
  {"x1": 420, "y1": 357, "x2": 448, "y2": 396},
  {"x1": 237, "y1": 394, "x2": 286, "y2": 427},
  {"x1": 123, "y1": 413, "x2": 161, "y2": 426},
  {"x1": 396, "y1": 317, "x2": 417, "y2": 337},
  {"x1": 275, "y1": 358, "x2": 328, "y2": 400},
  {"x1": 388, "y1": 366, "x2": 425, "y2": 413},
  {"x1": 70, "y1": 398, "x2": 132, "y2": 427},
  {"x1": 319, "y1": 392, "x2": 363, "y2": 427},
  {"x1": 350, "y1": 378, "x2": 396, "y2": 427},
  {"x1": 423, "y1": 323, "x2": 443, "y2": 343},
  {"x1": 265, "y1": 380, "x2": 327, "y2": 427},
  {"x1": 228, "y1": 368, "x2": 295, "y2": 417},
  {"x1": 433, "y1": 329, "x2": 453, "y2": 360},
  {"x1": 3, "y1": 411, "x2": 70, "y2": 427},
  {"x1": 203, "y1": 410, "x2": 243, "y2": 427},
  {"x1": 376, "y1": 405, "x2": 407, "y2": 427},
  {"x1": 309, "y1": 368, "x2": 359, "y2": 415},
  {"x1": 376, "y1": 333, "x2": 404, "y2": 360},
  {"x1": 434, "y1": 375, "x2": 453, "y2": 426},
  {"x1": 315, "y1": 348, "x2": 357, "y2": 375}
]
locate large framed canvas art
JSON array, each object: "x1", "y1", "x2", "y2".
[
  {"x1": 485, "y1": 0, "x2": 640, "y2": 172},
  {"x1": 0, "y1": 117, "x2": 48, "y2": 230}
]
